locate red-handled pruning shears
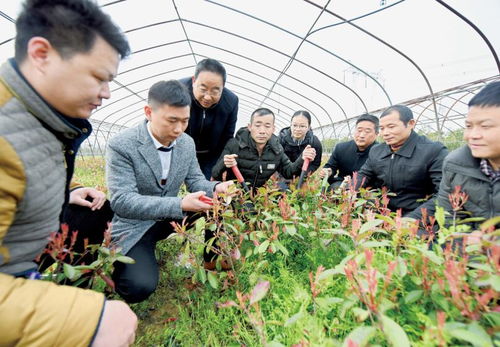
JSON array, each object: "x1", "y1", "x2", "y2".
[
  {"x1": 231, "y1": 165, "x2": 250, "y2": 192},
  {"x1": 296, "y1": 158, "x2": 310, "y2": 189},
  {"x1": 198, "y1": 194, "x2": 214, "y2": 205}
]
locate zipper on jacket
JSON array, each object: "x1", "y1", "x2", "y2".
[
  {"x1": 488, "y1": 183, "x2": 494, "y2": 219},
  {"x1": 389, "y1": 153, "x2": 395, "y2": 188},
  {"x1": 253, "y1": 155, "x2": 262, "y2": 188},
  {"x1": 199, "y1": 110, "x2": 206, "y2": 138}
]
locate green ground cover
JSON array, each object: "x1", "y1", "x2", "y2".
[{"x1": 65, "y1": 157, "x2": 499, "y2": 346}]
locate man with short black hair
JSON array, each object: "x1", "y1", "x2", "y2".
[
  {"x1": 180, "y1": 58, "x2": 239, "y2": 179},
  {"x1": 212, "y1": 108, "x2": 316, "y2": 189},
  {"x1": 437, "y1": 81, "x2": 500, "y2": 223},
  {"x1": 319, "y1": 113, "x2": 379, "y2": 189},
  {"x1": 107, "y1": 80, "x2": 233, "y2": 303},
  {"x1": 0, "y1": 0, "x2": 136, "y2": 345},
  {"x1": 357, "y1": 105, "x2": 448, "y2": 221}
]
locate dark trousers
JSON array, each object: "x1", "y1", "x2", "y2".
[
  {"x1": 113, "y1": 215, "x2": 217, "y2": 304},
  {"x1": 112, "y1": 220, "x2": 176, "y2": 303},
  {"x1": 198, "y1": 157, "x2": 218, "y2": 180},
  {"x1": 37, "y1": 201, "x2": 114, "y2": 283}
]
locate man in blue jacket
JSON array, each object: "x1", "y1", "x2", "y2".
[{"x1": 180, "y1": 58, "x2": 239, "y2": 179}]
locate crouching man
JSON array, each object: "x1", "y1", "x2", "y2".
[{"x1": 106, "y1": 80, "x2": 233, "y2": 303}]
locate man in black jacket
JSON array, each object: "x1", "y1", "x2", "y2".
[
  {"x1": 319, "y1": 113, "x2": 378, "y2": 189},
  {"x1": 179, "y1": 58, "x2": 239, "y2": 179},
  {"x1": 357, "y1": 105, "x2": 448, "y2": 222},
  {"x1": 212, "y1": 108, "x2": 316, "y2": 189}
]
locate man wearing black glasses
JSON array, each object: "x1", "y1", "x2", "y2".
[{"x1": 180, "y1": 58, "x2": 239, "y2": 179}]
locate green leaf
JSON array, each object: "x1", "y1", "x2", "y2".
[
  {"x1": 457, "y1": 217, "x2": 485, "y2": 224},
  {"x1": 468, "y1": 322, "x2": 493, "y2": 347},
  {"x1": 489, "y1": 275, "x2": 500, "y2": 291},
  {"x1": 318, "y1": 269, "x2": 337, "y2": 281},
  {"x1": 284, "y1": 224, "x2": 297, "y2": 236},
  {"x1": 404, "y1": 290, "x2": 423, "y2": 304},
  {"x1": 266, "y1": 341, "x2": 286, "y2": 347},
  {"x1": 434, "y1": 206, "x2": 446, "y2": 227},
  {"x1": 98, "y1": 246, "x2": 110, "y2": 256},
  {"x1": 422, "y1": 249, "x2": 443, "y2": 265},
  {"x1": 342, "y1": 326, "x2": 376, "y2": 347},
  {"x1": 480, "y1": 216, "x2": 500, "y2": 230},
  {"x1": 273, "y1": 240, "x2": 289, "y2": 256},
  {"x1": 448, "y1": 322, "x2": 493, "y2": 347},
  {"x1": 115, "y1": 256, "x2": 135, "y2": 264},
  {"x1": 245, "y1": 247, "x2": 253, "y2": 259},
  {"x1": 258, "y1": 240, "x2": 270, "y2": 253},
  {"x1": 249, "y1": 281, "x2": 270, "y2": 305},
  {"x1": 195, "y1": 216, "x2": 206, "y2": 233},
  {"x1": 396, "y1": 256, "x2": 407, "y2": 278},
  {"x1": 380, "y1": 314, "x2": 410, "y2": 347},
  {"x1": 359, "y1": 219, "x2": 383, "y2": 234},
  {"x1": 207, "y1": 271, "x2": 218, "y2": 289},
  {"x1": 197, "y1": 267, "x2": 207, "y2": 284},
  {"x1": 352, "y1": 307, "x2": 369, "y2": 322},
  {"x1": 284, "y1": 311, "x2": 303, "y2": 327},
  {"x1": 315, "y1": 297, "x2": 343, "y2": 311},
  {"x1": 362, "y1": 240, "x2": 391, "y2": 248},
  {"x1": 63, "y1": 263, "x2": 77, "y2": 281},
  {"x1": 375, "y1": 214, "x2": 396, "y2": 226}
]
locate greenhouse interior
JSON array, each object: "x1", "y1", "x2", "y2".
[{"x1": 0, "y1": 0, "x2": 499, "y2": 346}]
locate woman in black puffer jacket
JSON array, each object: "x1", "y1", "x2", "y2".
[{"x1": 279, "y1": 110, "x2": 323, "y2": 174}]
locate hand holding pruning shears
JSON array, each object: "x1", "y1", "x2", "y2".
[
  {"x1": 223, "y1": 154, "x2": 238, "y2": 168},
  {"x1": 301, "y1": 145, "x2": 316, "y2": 162},
  {"x1": 297, "y1": 145, "x2": 316, "y2": 189}
]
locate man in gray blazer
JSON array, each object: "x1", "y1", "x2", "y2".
[{"x1": 106, "y1": 80, "x2": 233, "y2": 303}]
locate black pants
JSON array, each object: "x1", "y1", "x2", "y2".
[
  {"x1": 37, "y1": 200, "x2": 114, "y2": 284},
  {"x1": 112, "y1": 215, "x2": 217, "y2": 304}
]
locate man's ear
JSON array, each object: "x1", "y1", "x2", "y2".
[
  {"x1": 25, "y1": 37, "x2": 53, "y2": 72},
  {"x1": 408, "y1": 119, "x2": 416, "y2": 129},
  {"x1": 144, "y1": 105, "x2": 152, "y2": 121}
]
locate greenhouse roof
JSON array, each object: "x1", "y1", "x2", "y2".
[{"x1": 1, "y1": 0, "x2": 499, "y2": 142}]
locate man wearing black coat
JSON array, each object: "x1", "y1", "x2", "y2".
[
  {"x1": 179, "y1": 58, "x2": 239, "y2": 179},
  {"x1": 212, "y1": 108, "x2": 316, "y2": 189},
  {"x1": 319, "y1": 113, "x2": 379, "y2": 189},
  {"x1": 357, "y1": 105, "x2": 448, "y2": 222}
]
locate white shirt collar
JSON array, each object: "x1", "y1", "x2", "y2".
[{"x1": 147, "y1": 122, "x2": 176, "y2": 150}]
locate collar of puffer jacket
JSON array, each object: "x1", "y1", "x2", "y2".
[{"x1": 235, "y1": 126, "x2": 282, "y2": 155}]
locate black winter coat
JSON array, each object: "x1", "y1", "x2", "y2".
[
  {"x1": 278, "y1": 127, "x2": 322, "y2": 173},
  {"x1": 212, "y1": 127, "x2": 303, "y2": 188},
  {"x1": 324, "y1": 140, "x2": 376, "y2": 185},
  {"x1": 358, "y1": 131, "x2": 448, "y2": 220},
  {"x1": 179, "y1": 77, "x2": 239, "y2": 164}
]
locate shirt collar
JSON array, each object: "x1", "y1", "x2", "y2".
[
  {"x1": 147, "y1": 122, "x2": 176, "y2": 150},
  {"x1": 480, "y1": 159, "x2": 500, "y2": 182}
]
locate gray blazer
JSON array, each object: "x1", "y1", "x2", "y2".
[{"x1": 106, "y1": 120, "x2": 218, "y2": 254}]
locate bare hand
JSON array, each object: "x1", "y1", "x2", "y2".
[
  {"x1": 181, "y1": 191, "x2": 213, "y2": 212},
  {"x1": 69, "y1": 187, "x2": 106, "y2": 211},
  {"x1": 215, "y1": 181, "x2": 235, "y2": 194},
  {"x1": 302, "y1": 145, "x2": 316, "y2": 162},
  {"x1": 319, "y1": 168, "x2": 332, "y2": 179},
  {"x1": 223, "y1": 154, "x2": 238, "y2": 168},
  {"x1": 91, "y1": 300, "x2": 137, "y2": 347}
]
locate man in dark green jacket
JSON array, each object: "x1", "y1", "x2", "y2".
[
  {"x1": 437, "y1": 81, "x2": 500, "y2": 225},
  {"x1": 212, "y1": 108, "x2": 316, "y2": 189}
]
